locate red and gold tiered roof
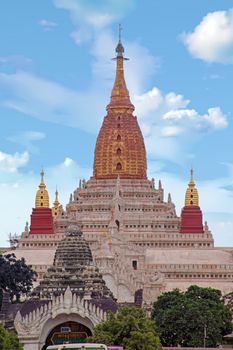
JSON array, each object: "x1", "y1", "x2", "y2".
[
  {"x1": 93, "y1": 35, "x2": 147, "y2": 180},
  {"x1": 30, "y1": 170, "x2": 54, "y2": 235}
]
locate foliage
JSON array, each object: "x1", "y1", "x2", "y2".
[
  {"x1": 224, "y1": 291, "x2": 233, "y2": 314},
  {"x1": 0, "y1": 323, "x2": 23, "y2": 350},
  {"x1": 0, "y1": 253, "x2": 36, "y2": 302},
  {"x1": 88, "y1": 306, "x2": 161, "y2": 350},
  {"x1": 152, "y1": 285, "x2": 233, "y2": 347}
]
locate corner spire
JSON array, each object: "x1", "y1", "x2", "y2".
[
  {"x1": 185, "y1": 168, "x2": 199, "y2": 207},
  {"x1": 35, "y1": 169, "x2": 49, "y2": 208},
  {"x1": 180, "y1": 169, "x2": 204, "y2": 234},
  {"x1": 107, "y1": 26, "x2": 134, "y2": 112},
  {"x1": 52, "y1": 187, "x2": 60, "y2": 217},
  {"x1": 39, "y1": 168, "x2": 45, "y2": 188}
]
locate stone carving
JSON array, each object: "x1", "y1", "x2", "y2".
[
  {"x1": 14, "y1": 286, "x2": 106, "y2": 348},
  {"x1": 150, "y1": 271, "x2": 164, "y2": 285}
]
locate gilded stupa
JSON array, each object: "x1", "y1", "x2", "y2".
[
  {"x1": 93, "y1": 35, "x2": 147, "y2": 179},
  {"x1": 35, "y1": 170, "x2": 49, "y2": 208},
  {"x1": 52, "y1": 188, "x2": 60, "y2": 218},
  {"x1": 185, "y1": 169, "x2": 199, "y2": 207}
]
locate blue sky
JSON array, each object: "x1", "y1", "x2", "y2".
[{"x1": 0, "y1": 0, "x2": 233, "y2": 246}]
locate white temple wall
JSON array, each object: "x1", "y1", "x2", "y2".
[
  {"x1": 103, "y1": 273, "x2": 118, "y2": 299},
  {"x1": 164, "y1": 280, "x2": 233, "y2": 295}
]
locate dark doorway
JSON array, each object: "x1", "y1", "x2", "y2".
[
  {"x1": 115, "y1": 220, "x2": 120, "y2": 230},
  {"x1": 116, "y1": 163, "x2": 122, "y2": 170}
]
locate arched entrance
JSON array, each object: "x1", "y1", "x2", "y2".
[
  {"x1": 43, "y1": 321, "x2": 92, "y2": 350},
  {"x1": 15, "y1": 287, "x2": 105, "y2": 350}
]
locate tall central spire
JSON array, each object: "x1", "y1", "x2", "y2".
[
  {"x1": 93, "y1": 30, "x2": 147, "y2": 180},
  {"x1": 107, "y1": 25, "x2": 134, "y2": 112}
]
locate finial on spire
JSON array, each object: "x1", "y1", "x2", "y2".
[
  {"x1": 119, "y1": 23, "x2": 122, "y2": 42},
  {"x1": 168, "y1": 193, "x2": 172, "y2": 203},
  {"x1": 106, "y1": 25, "x2": 133, "y2": 112},
  {"x1": 158, "y1": 179, "x2": 162, "y2": 190},
  {"x1": 40, "y1": 168, "x2": 45, "y2": 183},
  {"x1": 55, "y1": 187, "x2": 58, "y2": 200},
  {"x1": 190, "y1": 168, "x2": 194, "y2": 183},
  {"x1": 115, "y1": 24, "x2": 125, "y2": 57}
]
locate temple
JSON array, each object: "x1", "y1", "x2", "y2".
[{"x1": 6, "y1": 36, "x2": 233, "y2": 306}]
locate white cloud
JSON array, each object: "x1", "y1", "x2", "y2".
[
  {"x1": 165, "y1": 92, "x2": 190, "y2": 109},
  {"x1": 134, "y1": 89, "x2": 189, "y2": 118},
  {"x1": 163, "y1": 108, "x2": 197, "y2": 121},
  {"x1": 161, "y1": 126, "x2": 184, "y2": 137},
  {"x1": 8, "y1": 131, "x2": 46, "y2": 154},
  {"x1": 183, "y1": 8, "x2": 233, "y2": 63},
  {"x1": 0, "y1": 70, "x2": 105, "y2": 133},
  {"x1": 0, "y1": 55, "x2": 33, "y2": 70},
  {"x1": 0, "y1": 150, "x2": 29, "y2": 173},
  {"x1": 70, "y1": 28, "x2": 91, "y2": 45},
  {"x1": 63, "y1": 157, "x2": 74, "y2": 167},
  {"x1": 39, "y1": 19, "x2": 58, "y2": 31},
  {"x1": 203, "y1": 107, "x2": 228, "y2": 129},
  {"x1": 53, "y1": 0, "x2": 135, "y2": 44},
  {"x1": 133, "y1": 86, "x2": 228, "y2": 161},
  {"x1": 163, "y1": 107, "x2": 227, "y2": 130},
  {"x1": 134, "y1": 88, "x2": 163, "y2": 117}
]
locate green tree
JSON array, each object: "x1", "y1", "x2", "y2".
[
  {"x1": 152, "y1": 285, "x2": 232, "y2": 347},
  {"x1": 0, "y1": 253, "x2": 36, "y2": 302},
  {"x1": 88, "y1": 306, "x2": 161, "y2": 350},
  {"x1": 0, "y1": 323, "x2": 23, "y2": 350},
  {"x1": 224, "y1": 291, "x2": 233, "y2": 314}
]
